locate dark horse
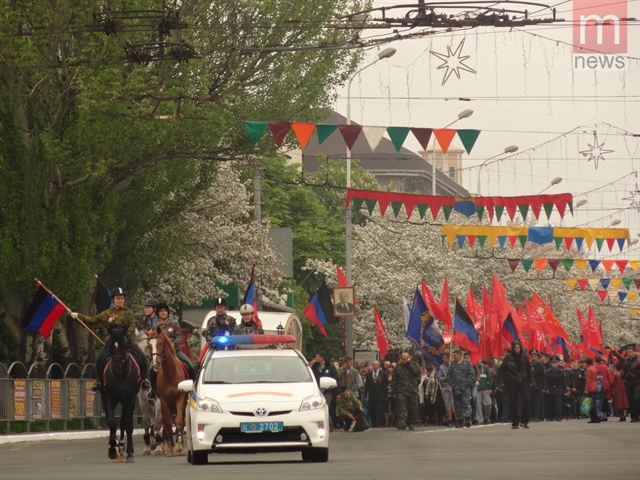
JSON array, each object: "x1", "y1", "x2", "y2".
[{"x1": 101, "y1": 326, "x2": 140, "y2": 463}]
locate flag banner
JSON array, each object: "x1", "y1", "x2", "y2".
[
  {"x1": 22, "y1": 285, "x2": 67, "y2": 339},
  {"x1": 453, "y1": 300, "x2": 479, "y2": 352},
  {"x1": 421, "y1": 280, "x2": 448, "y2": 330},
  {"x1": 291, "y1": 122, "x2": 316, "y2": 149},
  {"x1": 268, "y1": 122, "x2": 291, "y2": 147},
  {"x1": 303, "y1": 281, "x2": 338, "y2": 337},
  {"x1": 373, "y1": 306, "x2": 389, "y2": 360},
  {"x1": 242, "y1": 264, "x2": 262, "y2": 327},
  {"x1": 407, "y1": 288, "x2": 446, "y2": 366},
  {"x1": 439, "y1": 277, "x2": 452, "y2": 332},
  {"x1": 442, "y1": 226, "x2": 630, "y2": 251},
  {"x1": 500, "y1": 313, "x2": 520, "y2": 346},
  {"x1": 94, "y1": 277, "x2": 112, "y2": 313},
  {"x1": 402, "y1": 296, "x2": 411, "y2": 332},
  {"x1": 532, "y1": 294, "x2": 569, "y2": 339},
  {"x1": 345, "y1": 189, "x2": 573, "y2": 221}
]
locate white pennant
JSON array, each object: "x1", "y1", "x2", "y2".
[{"x1": 362, "y1": 126, "x2": 386, "y2": 152}]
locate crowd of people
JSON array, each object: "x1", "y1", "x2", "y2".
[{"x1": 308, "y1": 342, "x2": 640, "y2": 432}]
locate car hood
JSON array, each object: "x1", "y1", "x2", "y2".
[{"x1": 199, "y1": 383, "x2": 316, "y2": 406}]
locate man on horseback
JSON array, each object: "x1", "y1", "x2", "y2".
[
  {"x1": 147, "y1": 303, "x2": 195, "y2": 400},
  {"x1": 71, "y1": 287, "x2": 150, "y2": 393},
  {"x1": 233, "y1": 304, "x2": 264, "y2": 335},
  {"x1": 203, "y1": 297, "x2": 236, "y2": 341}
]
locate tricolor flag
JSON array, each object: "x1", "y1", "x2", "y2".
[
  {"x1": 303, "y1": 281, "x2": 338, "y2": 337},
  {"x1": 22, "y1": 285, "x2": 68, "y2": 339},
  {"x1": 242, "y1": 264, "x2": 262, "y2": 327},
  {"x1": 407, "y1": 288, "x2": 445, "y2": 366},
  {"x1": 453, "y1": 300, "x2": 479, "y2": 352}
]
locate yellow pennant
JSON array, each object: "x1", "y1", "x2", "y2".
[
  {"x1": 566, "y1": 279, "x2": 577, "y2": 291},
  {"x1": 610, "y1": 278, "x2": 622, "y2": 289},
  {"x1": 629, "y1": 260, "x2": 640, "y2": 272},
  {"x1": 574, "y1": 259, "x2": 588, "y2": 272},
  {"x1": 631, "y1": 308, "x2": 639, "y2": 316},
  {"x1": 628, "y1": 292, "x2": 638, "y2": 303}
]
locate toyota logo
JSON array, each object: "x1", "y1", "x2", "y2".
[{"x1": 255, "y1": 407, "x2": 268, "y2": 416}]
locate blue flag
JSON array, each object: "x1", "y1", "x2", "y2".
[{"x1": 407, "y1": 288, "x2": 445, "y2": 366}]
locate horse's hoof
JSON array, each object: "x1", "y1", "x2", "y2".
[
  {"x1": 143, "y1": 449, "x2": 151, "y2": 455},
  {"x1": 108, "y1": 450, "x2": 117, "y2": 460},
  {"x1": 165, "y1": 451, "x2": 175, "y2": 457},
  {"x1": 126, "y1": 456, "x2": 135, "y2": 463}
]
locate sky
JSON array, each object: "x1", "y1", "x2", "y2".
[{"x1": 331, "y1": 0, "x2": 640, "y2": 259}]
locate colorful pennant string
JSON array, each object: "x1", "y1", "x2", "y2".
[{"x1": 505, "y1": 258, "x2": 639, "y2": 273}]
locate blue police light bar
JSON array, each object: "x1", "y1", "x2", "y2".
[{"x1": 210, "y1": 334, "x2": 296, "y2": 346}]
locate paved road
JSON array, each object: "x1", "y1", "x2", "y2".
[{"x1": 1, "y1": 421, "x2": 638, "y2": 480}]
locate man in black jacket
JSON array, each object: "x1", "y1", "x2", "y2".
[
  {"x1": 364, "y1": 360, "x2": 388, "y2": 427},
  {"x1": 529, "y1": 349, "x2": 548, "y2": 422},
  {"x1": 310, "y1": 351, "x2": 339, "y2": 430},
  {"x1": 499, "y1": 341, "x2": 533, "y2": 429}
]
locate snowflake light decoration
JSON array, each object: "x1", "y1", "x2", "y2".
[
  {"x1": 579, "y1": 132, "x2": 613, "y2": 169},
  {"x1": 430, "y1": 38, "x2": 477, "y2": 86},
  {"x1": 622, "y1": 183, "x2": 640, "y2": 213}
]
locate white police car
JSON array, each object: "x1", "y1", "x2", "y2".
[{"x1": 179, "y1": 334, "x2": 337, "y2": 464}]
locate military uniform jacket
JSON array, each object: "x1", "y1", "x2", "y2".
[
  {"x1": 336, "y1": 391, "x2": 362, "y2": 417},
  {"x1": 233, "y1": 320, "x2": 264, "y2": 335},
  {"x1": 79, "y1": 307, "x2": 136, "y2": 340},
  {"x1": 205, "y1": 313, "x2": 237, "y2": 339},
  {"x1": 392, "y1": 360, "x2": 421, "y2": 395},
  {"x1": 545, "y1": 366, "x2": 568, "y2": 395},
  {"x1": 156, "y1": 318, "x2": 182, "y2": 351},
  {"x1": 449, "y1": 359, "x2": 476, "y2": 395},
  {"x1": 531, "y1": 361, "x2": 548, "y2": 390}
]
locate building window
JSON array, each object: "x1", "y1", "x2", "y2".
[{"x1": 449, "y1": 167, "x2": 455, "y2": 180}]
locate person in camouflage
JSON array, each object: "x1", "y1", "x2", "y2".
[
  {"x1": 233, "y1": 304, "x2": 264, "y2": 335},
  {"x1": 392, "y1": 352, "x2": 422, "y2": 430},
  {"x1": 203, "y1": 297, "x2": 237, "y2": 341},
  {"x1": 71, "y1": 287, "x2": 149, "y2": 393},
  {"x1": 449, "y1": 349, "x2": 477, "y2": 428}
]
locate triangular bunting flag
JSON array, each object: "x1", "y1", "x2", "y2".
[
  {"x1": 605, "y1": 238, "x2": 615, "y2": 251},
  {"x1": 404, "y1": 200, "x2": 416, "y2": 219},
  {"x1": 291, "y1": 122, "x2": 316, "y2": 149},
  {"x1": 457, "y1": 235, "x2": 466, "y2": 248},
  {"x1": 411, "y1": 127, "x2": 433, "y2": 150},
  {"x1": 316, "y1": 124, "x2": 338, "y2": 144},
  {"x1": 618, "y1": 291, "x2": 628, "y2": 302},
  {"x1": 494, "y1": 205, "x2": 505, "y2": 221},
  {"x1": 608, "y1": 290, "x2": 617, "y2": 300},
  {"x1": 616, "y1": 238, "x2": 626, "y2": 250},
  {"x1": 268, "y1": 122, "x2": 292, "y2": 147},
  {"x1": 610, "y1": 278, "x2": 622, "y2": 289},
  {"x1": 588, "y1": 279, "x2": 600, "y2": 291},
  {"x1": 577, "y1": 279, "x2": 588, "y2": 291},
  {"x1": 600, "y1": 278, "x2": 610, "y2": 290},
  {"x1": 478, "y1": 236, "x2": 488, "y2": 248},
  {"x1": 518, "y1": 236, "x2": 527, "y2": 248},
  {"x1": 364, "y1": 199, "x2": 377, "y2": 215},
  {"x1": 386, "y1": 127, "x2": 411, "y2": 152},
  {"x1": 629, "y1": 260, "x2": 639, "y2": 272},
  {"x1": 631, "y1": 308, "x2": 639, "y2": 316},
  {"x1": 543, "y1": 203, "x2": 554, "y2": 219},
  {"x1": 629, "y1": 292, "x2": 638, "y2": 302},
  {"x1": 442, "y1": 204, "x2": 453, "y2": 220},
  {"x1": 554, "y1": 237, "x2": 563, "y2": 249},
  {"x1": 362, "y1": 126, "x2": 387, "y2": 152},
  {"x1": 595, "y1": 238, "x2": 605, "y2": 251},
  {"x1": 508, "y1": 259, "x2": 520, "y2": 273},
  {"x1": 476, "y1": 205, "x2": 485, "y2": 221},
  {"x1": 417, "y1": 204, "x2": 429, "y2": 219},
  {"x1": 588, "y1": 259, "x2": 601, "y2": 272},
  {"x1": 339, "y1": 124, "x2": 363, "y2": 150},
  {"x1": 467, "y1": 235, "x2": 477, "y2": 247},
  {"x1": 548, "y1": 259, "x2": 561, "y2": 272},
  {"x1": 244, "y1": 121, "x2": 268, "y2": 146},
  {"x1": 561, "y1": 259, "x2": 575, "y2": 271},
  {"x1": 430, "y1": 204, "x2": 441, "y2": 220},
  {"x1": 507, "y1": 236, "x2": 518, "y2": 249},
  {"x1": 497, "y1": 236, "x2": 507, "y2": 248},
  {"x1": 575, "y1": 259, "x2": 588, "y2": 272},
  {"x1": 622, "y1": 278, "x2": 633, "y2": 290},
  {"x1": 390, "y1": 201, "x2": 404, "y2": 218},
  {"x1": 521, "y1": 258, "x2": 534, "y2": 272},
  {"x1": 534, "y1": 258, "x2": 548, "y2": 272},
  {"x1": 615, "y1": 260, "x2": 628, "y2": 273},
  {"x1": 575, "y1": 238, "x2": 585, "y2": 250},
  {"x1": 564, "y1": 237, "x2": 574, "y2": 250},
  {"x1": 597, "y1": 290, "x2": 608, "y2": 301},
  {"x1": 352, "y1": 198, "x2": 364, "y2": 212},
  {"x1": 433, "y1": 128, "x2": 457, "y2": 154},
  {"x1": 635, "y1": 279, "x2": 640, "y2": 290},
  {"x1": 456, "y1": 129, "x2": 481, "y2": 154},
  {"x1": 566, "y1": 279, "x2": 577, "y2": 291},
  {"x1": 518, "y1": 204, "x2": 530, "y2": 220}
]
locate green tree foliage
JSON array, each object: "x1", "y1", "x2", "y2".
[{"x1": 0, "y1": 0, "x2": 366, "y2": 366}]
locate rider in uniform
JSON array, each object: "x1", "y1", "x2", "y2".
[
  {"x1": 233, "y1": 304, "x2": 264, "y2": 335},
  {"x1": 71, "y1": 287, "x2": 150, "y2": 393},
  {"x1": 203, "y1": 297, "x2": 237, "y2": 341},
  {"x1": 147, "y1": 303, "x2": 195, "y2": 399},
  {"x1": 141, "y1": 298, "x2": 159, "y2": 331}
]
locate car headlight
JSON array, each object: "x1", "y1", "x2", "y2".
[
  {"x1": 300, "y1": 393, "x2": 325, "y2": 412},
  {"x1": 197, "y1": 397, "x2": 223, "y2": 413}
]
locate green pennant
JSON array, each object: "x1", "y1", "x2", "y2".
[
  {"x1": 554, "y1": 237, "x2": 563, "y2": 249},
  {"x1": 316, "y1": 124, "x2": 338, "y2": 145},
  {"x1": 543, "y1": 203, "x2": 554, "y2": 219},
  {"x1": 518, "y1": 235, "x2": 527, "y2": 248},
  {"x1": 595, "y1": 237, "x2": 604, "y2": 251},
  {"x1": 457, "y1": 129, "x2": 481, "y2": 154},
  {"x1": 568, "y1": 201, "x2": 574, "y2": 215},
  {"x1": 476, "y1": 205, "x2": 485, "y2": 221},
  {"x1": 521, "y1": 258, "x2": 534, "y2": 272},
  {"x1": 494, "y1": 205, "x2": 505, "y2": 221},
  {"x1": 417, "y1": 204, "x2": 429, "y2": 219},
  {"x1": 442, "y1": 204, "x2": 453, "y2": 221},
  {"x1": 478, "y1": 236, "x2": 487, "y2": 248},
  {"x1": 518, "y1": 204, "x2": 530, "y2": 220},
  {"x1": 441, "y1": 234, "x2": 446, "y2": 246},
  {"x1": 561, "y1": 259, "x2": 575, "y2": 271},
  {"x1": 364, "y1": 199, "x2": 377, "y2": 215},
  {"x1": 386, "y1": 127, "x2": 411, "y2": 152},
  {"x1": 352, "y1": 198, "x2": 364, "y2": 212},
  {"x1": 244, "y1": 121, "x2": 268, "y2": 146},
  {"x1": 622, "y1": 277, "x2": 633, "y2": 290},
  {"x1": 390, "y1": 201, "x2": 403, "y2": 218}
]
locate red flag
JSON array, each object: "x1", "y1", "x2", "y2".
[
  {"x1": 532, "y1": 293, "x2": 568, "y2": 339},
  {"x1": 466, "y1": 288, "x2": 483, "y2": 330},
  {"x1": 421, "y1": 280, "x2": 447, "y2": 329},
  {"x1": 482, "y1": 285, "x2": 493, "y2": 358},
  {"x1": 526, "y1": 298, "x2": 555, "y2": 337},
  {"x1": 337, "y1": 266, "x2": 358, "y2": 304},
  {"x1": 587, "y1": 306, "x2": 602, "y2": 351},
  {"x1": 576, "y1": 308, "x2": 591, "y2": 345},
  {"x1": 373, "y1": 306, "x2": 389, "y2": 360},
  {"x1": 490, "y1": 276, "x2": 511, "y2": 353},
  {"x1": 439, "y1": 276, "x2": 453, "y2": 332}
]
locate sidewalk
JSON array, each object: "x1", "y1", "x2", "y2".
[{"x1": 0, "y1": 428, "x2": 144, "y2": 445}]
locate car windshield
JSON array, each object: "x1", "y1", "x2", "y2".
[{"x1": 203, "y1": 355, "x2": 313, "y2": 384}]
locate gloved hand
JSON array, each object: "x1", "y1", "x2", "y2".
[{"x1": 70, "y1": 312, "x2": 79, "y2": 319}]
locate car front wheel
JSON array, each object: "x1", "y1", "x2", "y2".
[
  {"x1": 191, "y1": 449, "x2": 208, "y2": 465},
  {"x1": 302, "y1": 448, "x2": 328, "y2": 463}
]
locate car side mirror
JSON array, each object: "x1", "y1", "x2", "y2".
[
  {"x1": 319, "y1": 377, "x2": 337, "y2": 391},
  {"x1": 178, "y1": 380, "x2": 194, "y2": 392}
]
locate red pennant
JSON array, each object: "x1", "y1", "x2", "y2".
[
  {"x1": 503, "y1": 197, "x2": 519, "y2": 221},
  {"x1": 556, "y1": 200, "x2": 567, "y2": 218},
  {"x1": 432, "y1": 129, "x2": 457, "y2": 154},
  {"x1": 615, "y1": 260, "x2": 628, "y2": 272},
  {"x1": 605, "y1": 238, "x2": 616, "y2": 251},
  {"x1": 404, "y1": 200, "x2": 416, "y2": 219},
  {"x1": 601, "y1": 260, "x2": 614, "y2": 273},
  {"x1": 410, "y1": 127, "x2": 433, "y2": 150},
  {"x1": 507, "y1": 236, "x2": 518, "y2": 248},
  {"x1": 577, "y1": 279, "x2": 588, "y2": 291},
  {"x1": 268, "y1": 122, "x2": 292, "y2": 147},
  {"x1": 378, "y1": 198, "x2": 390, "y2": 216},
  {"x1": 530, "y1": 201, "x2": 542, "y2": 220},
  {"x1": 548, "y1": 259, "x2": 561, "y2": 272},
  {"x1": 338, "y1": 124, "x2": 363, "y2": 150},
  {"x1": 507, "y1": 259, "x2": 520, "y2": 272},
  {"x1": 430, "y1": 203, "x2": 441, "y2": 220},
  {"x1": 468, "y1": 235, "x2": 477, "y2": 247},
  {"x1": 564, "y1": 237, "x2": 574, "y2": 250},
  {"x1": 373, "y1": 306, "x2": 389, "y2": 360},
  {"x1": 597, "y1": 290, "x2": 608, "y2": 301}
]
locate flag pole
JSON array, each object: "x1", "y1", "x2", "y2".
[{"x1": 35, "y1": 279, "x2": 105, "y2": 345}]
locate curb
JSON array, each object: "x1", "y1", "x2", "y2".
[{"x1": 0, "y1": 428, "x2": 144, "y2": 445}]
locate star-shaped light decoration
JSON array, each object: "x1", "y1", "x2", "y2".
[
  {"x1": 579, "y1": 132, "x2": 613, "y2": 169},
  {"x1": 429, "y1": 38, "x2": 477, "y2": 86},
  {"x1": 622, "y1": 183, "x2": 640, "y2": 213}
]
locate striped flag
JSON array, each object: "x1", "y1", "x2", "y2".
[{"x1": 22, "y1": 286, "x2": 67, "y2": 339}]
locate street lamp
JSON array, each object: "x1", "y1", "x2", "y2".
[
  {"x1": 538, "y1": 177, "x2": 563, "y2": 194},
  {"x1": 610, "y1": 219, "x2": 621, "y2": 226},
  {"x1": 575, "y1": 199, "x2": 587, "y2": 208},
  {"x1": 631, "y1": 238, "x2": 639, "y2": 246},
  {"x1": 476, "y1": 145, "x2": 519, "y2": 195},
  {"x1": 431, "y1": 109, "x2": 473, "y2": 195},
  {"x1": 345, "y1": 47, "x2": 396, "y2": 358}
]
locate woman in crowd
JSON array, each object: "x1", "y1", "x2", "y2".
[
  {"x1": 385, "y1": 365, "x2": 396, "y2": 428},
  {"x1": 610, "y1": 361, "x2": 629, "y2": 421}
]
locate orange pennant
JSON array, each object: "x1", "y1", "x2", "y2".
[
  {"x1": 600, "y1": 260, "x2": 614, "y2": 274},
  {"x1": 291, "y1": 122, "x2": 316, "y2": 149},
  {"x1": 534, "y1": 258, "x2": 548, "y2": 272},
  {"x1": 433, "y1": 129, "x2": 457, "y2": 154}
]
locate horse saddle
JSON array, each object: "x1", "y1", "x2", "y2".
[{"x1": 103, "y1": 354, "x2": 142, "y2": 386}]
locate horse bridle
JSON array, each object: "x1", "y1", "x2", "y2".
[{"x1": 150, "y1": 334, "x2": 169, "y2": 363}]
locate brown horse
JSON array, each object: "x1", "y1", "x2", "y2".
[{"x1": 147, "y1": 327, "x2": 188, "y2": 457}]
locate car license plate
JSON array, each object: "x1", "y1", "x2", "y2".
[{"x1": 240, "y1": 422, "x2": 283, "y2": 433}]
